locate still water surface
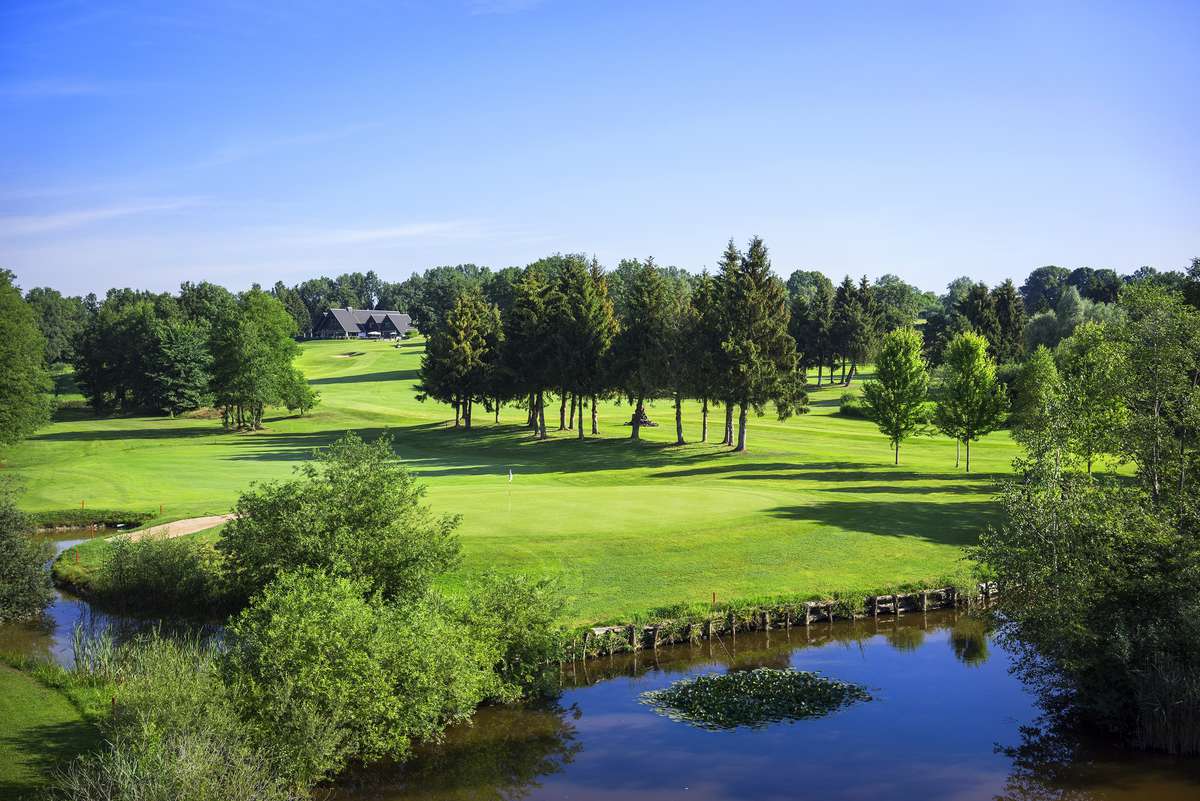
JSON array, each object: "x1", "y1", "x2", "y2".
[{"x1": 4, "y1": 532, "x2": 1200, "y2": 801}]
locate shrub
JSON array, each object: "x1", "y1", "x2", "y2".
[
  {"x1": 218, "y1": 433, "x2": 460, "y2": 603},
  {"x1": 221, "y1": 570, "x2": 497, "y2": 787},
  {"x1": 0, "y1": 480, "x2": 54, "y2": 622},
  {"x1": 92, "y1": 534, "x2": 228, "y2": 615},
  {"x1": 465, "y1": 573, "x2": 567, "y2": 698},
  {"x1": 30, "y1": 509, "x2": 155, "y2": 529},
  {"x1": 51, "y1": 632, "x2": 301, "y2": 801}
]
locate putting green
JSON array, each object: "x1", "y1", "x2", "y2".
[{"x1": 4, "y1": 338, "x2": 1017, "y2": 622}]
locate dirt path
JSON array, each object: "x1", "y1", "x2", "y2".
[{"x1": 121, "y1": 514, "x2": 234, "y2": 542}]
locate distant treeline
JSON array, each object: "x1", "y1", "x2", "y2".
[{"x1": 10, "y1": 252, "x2": 1200, "y2": 441}]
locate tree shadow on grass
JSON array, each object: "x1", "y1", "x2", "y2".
[
  {"x1": 0, "y1": 718, "x2": 100, "y2": 797},
  {"x1": 309, "y1": 368, "x2": 418, "y2": 385},
  {"x1": 766, "y1": 498, "x2": 1001, "y2": 546},
  {"x1": 653, "y1": 460, "x2": 1002, "y2": 486},
  {"x1": 218, "y1": 423, "x2": 719, "y2": 477},
  {"x1": 30, "y1": 425, "x2": 224, "y2": 442}
]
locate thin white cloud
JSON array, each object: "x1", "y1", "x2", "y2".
[
  {"x1": 0, "y1": 198, "x2": 200, "y2": 237},
  {"x1": 193, "y1": 124, "x2": 377, "y2": 169}
]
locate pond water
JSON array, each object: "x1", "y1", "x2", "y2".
[{"x1": 4, "y1": 533, "x2": 1200, "y2": 800}]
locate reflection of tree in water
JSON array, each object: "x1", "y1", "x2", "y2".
[
  {"x1": 337, "y1": 700, "x2": 581, "y2": 801},
  {"x1": 950, "y1": 615, "x2": 991, "y2": 667},
  {"x1": 994, "y1": 723, "x2": 1101, "y2": 801},
  {"x1": 885, "y1": 624, "x2": 927, "y2": 652}
]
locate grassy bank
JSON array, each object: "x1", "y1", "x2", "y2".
[
  {"x1": 0, "y1": 663, "x2": 100, "y2": 797},
  {"x1": 7, "y1": 337, "x2": 1019, "y2": 623}
]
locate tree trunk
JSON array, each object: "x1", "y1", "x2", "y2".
[
  {"x1": 527, "y1": 393, "x2": 537, "y2": 429},
  {"x1": 955, "y1": 438, "x2": 960, "y2": 468},
  {"x1": 569, "y1": 394, "x2": 577, "y2": 429},
  {"x1": 463, "y1": 399, "x2": 472, "y2": 430},
  {"x1": 539, "y1": 395, "x2": 547, "y2": 439},
  {"x1": 591, "y1": 394, "x2": 599, "y2": 435},
  {"x1": 722, "y1": 404, "x2": 734, "y2": 445},
  {"x1": 631, "y1": 396, "x2": 644, "y2": 440},
  {"x1": 674, "y1": 392, "x2": 684, "y2": 445},
  {"x1": 578, "y1": 396, "x2": 585, "y2": 440},
  {"x1": 495, "y1": 397, "x2": 500, "y2": 423},
  {"x1": 840, "y1": 356, "x2": 847, "y2": 385},
  {"x1": 735, "y1": 404, "x2": 748, "y2": 452},
  {"x1": 701, "y1": 398, "x2": 709, "y2": 442},
  {"x1": 559, "y1": 392, "x2": 567, "y2": 430},
  {"x1": 965, "y1": 439, "x2": 971, "y2": 473},
  {"x1": 454, "y1": 399, "x2": 461, "y2": 428},
  {"x1": 847, "y1": 359, "x2": 857, "y2": 385},
  {"x1": 817, "y1": 362, "x2": 822, "y2": 386},
  {"x1": 895, "y1": 441, "x2": 900, "y2": 465}
]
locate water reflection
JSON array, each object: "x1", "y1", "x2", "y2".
[
  {"x1": 0, "y1": 532, "x2": 214, "y2": 665},
  {"x1": 328, "y1": 611, "x2": 1200, "y2": 801},
  {"x1": 5, "y1": 552, "x2": 1200, "y2": 801}
]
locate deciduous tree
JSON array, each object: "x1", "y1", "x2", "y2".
[{"x1": 861, "y1": 327, "x2": 929, "y2": 464}]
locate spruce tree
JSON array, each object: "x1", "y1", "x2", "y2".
[
  {"x1": 991, "y1": 279, "x2": 1026, "y2": 363},
  {"x1": 416, "y1": 288, "x2": 503, "y2": 430},
  {"x1": 862, "y1": 327, "x2": 930, "y2": 464},
  {"x1": 958, "y1": 282, "x2": 1002, "y2": 355},
  {"x1": 721, "y1": 237, "x2": 804, "y2": 451},
  {"x1": 609, "y1": 258, "x2": 671, "y2": 441}
]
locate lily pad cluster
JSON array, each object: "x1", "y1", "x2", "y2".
[{"x1": 640, "y1": 667, "x2": 871, "y2": 730}]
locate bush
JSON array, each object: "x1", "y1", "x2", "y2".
[
  {"x1": 91, "y1": 535, "x2": 229, "y2": 616},
  {"x1": 0, "y1": 480, "x2": 54, "y2": 622},
  {"x1": 50, "y1": 632, "x2": 301, "y2": 801},
  {"x1": 221, "y1": 570, "x2": 498, "y2": 787},
  {"x1": 465, "y1": 573, "x2": 567, "y2": 698},
  {"x1": 31, "y1": 509, "x2": 154, "y2": 529},
  {"x1": 218, "y1": 433, "x2": 460, "y2": 603}
]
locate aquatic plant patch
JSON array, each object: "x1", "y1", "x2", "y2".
[{"x1": 640, "y1": 668, "x2": 871, "y2": 730}]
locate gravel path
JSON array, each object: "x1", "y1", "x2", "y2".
[{"x1": 122, "y1": 514, "x2": 235, "y2": 542}]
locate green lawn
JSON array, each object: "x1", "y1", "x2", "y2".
[
  {"x1": 4, "y1": 338, "x2": 1019, "y2": 623},
  {"x1": 0, "y1": 664, "x2": 99, "y2": 796}
]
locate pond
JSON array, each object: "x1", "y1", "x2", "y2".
[{"x1": 3, "y1": 535, "x2": 1199, "y2": 800}]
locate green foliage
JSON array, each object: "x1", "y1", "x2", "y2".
[
  {"x1": 50, "y1": 632, "x2": 302, "y2": 801},
  {"x1": 222, "y1": 569, "x2": 496, "y2": 786},
  {"x1": 209, "y1": 288, "x2": 302, "y2": 430},
  {"x1": 416, "y1": 287, "x2": 504, "y2": 429},
  {"x1": 1020, "y1": 265, "x2": 1070, "y2": 313},
  {"x1": 0, "y1": 480, "x2": 53, "y2": 622},
  {"x1": 1008, "y1": 346, "x2": 1066, "y2": 460},
  {"x1": 640, "y1": 668, "x2": 871, "y2": 730},
  {"x1": 279, "y1": 368, "x2": 319, "y2": 416},
  {"x1": 934, "y1": 331, "x2": 1007, "y2": 472},
  {"x1": 1055, "y1": 321, "x2": 1127, "y2": 472},
  {"x1": 609, "y1": 257, "x2": 673, "y2": 438},
  {"x1": 29, "y1": 509, "x2": 154, "y2": 529},
  {"x1": 149, "y1": 317, "x2": 212, "y2": 416},
  {"x1": 218, "y1": 432, "x2": 460, "y2": 602},
  {"x1": 862, "y1": 327, "x2": 930, "y2": 463},
  {"x1": 0, "y1": 269, "x2": 53, "y2": 445},
  {"x1": 991, "y1": 279, "x2": 1027, "y2": 363},
  {"x1": 465, "y1": 573, "x2": 568, "y2": 697},
  {"x1": 93, "y1": 535, "x2": 228, "y2": 615},
  {"x1": 977, "y1": 286, "x2": 1200, "y2": 754},
  {"x1": 24, "y1": 285, "x2": 90, "y2": 365}
]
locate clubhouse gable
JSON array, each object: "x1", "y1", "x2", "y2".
[{"x1": 314, "y1": 307, "x2": 413, "y2": 339}]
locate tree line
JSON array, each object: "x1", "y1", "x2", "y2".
[
  {"x1": 415, "y1": 239, "x2": 806, "y2": 451},
  {"x1": 4, "y1": 254, "x2": 1198, "y2": 448},
  {"x1": 66, "y1": 282, "x2": 316, "y2": 428}
]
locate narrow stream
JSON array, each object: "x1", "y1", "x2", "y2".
[{"x1": 3, "y1": 532, "x2": 1200, "y2": 800}]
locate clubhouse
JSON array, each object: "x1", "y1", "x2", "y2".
[{"x1": 313, "y1": 307, "x2": 414, "y2": 339}]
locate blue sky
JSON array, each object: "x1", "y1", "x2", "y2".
[{"x1": 2, "y1": 0, "x2": 1197, "y2": 296}]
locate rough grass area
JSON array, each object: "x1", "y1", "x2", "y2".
[
  {"x1": 2, "y1": 338, "x2": 1030, "y2": 624},
  {"x1": 640, "y1": 667, "x2": 871, "y2": 729},
  {"x1": 0, "y1": 663, "x2": 100, "y2": 796}
]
